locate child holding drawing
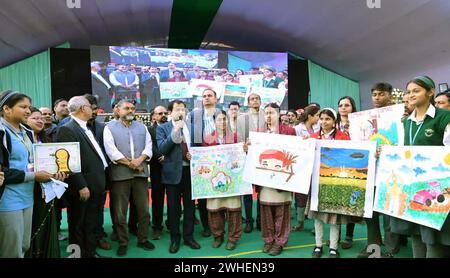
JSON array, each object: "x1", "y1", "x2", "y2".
[
  {"x1": 391, "y1": 76, "x2": 450, "y2": 258},
  {"x1": 253, "y1": 103, "x2": 296, "y2": 256},
  {"x1": 308, "y1": 108, "x2": 352, "y2": 258},
  {"x1": 203, "y1": 110, "x2": 242, "y2": 251}
]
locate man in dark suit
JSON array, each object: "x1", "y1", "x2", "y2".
[
  {"x1": 56, "y1": 96, "x2": 109, "y2": 258},
  {"x1": 148, "y1": 105, "x2": 169, "y2": 240},
  {"x1": 156, "y1": 100, "x2": 200, "y2": 254},
  {"x1": 83, "y1": 94, "x2": 111, "y2": 251},
  {"x1": 91, "y1": 62, "x2": 112, "y2": 112}
]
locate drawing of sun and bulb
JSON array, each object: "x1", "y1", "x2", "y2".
[
  {"x1": 317, "y1": 147, "x2": 370, "y2": 217},
  {"x1": 375, "y1": 148, "x2": 450, "y2": 230}
]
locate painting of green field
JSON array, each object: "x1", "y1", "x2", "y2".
[
  {"x1": 318, "y1": 177, "x2": 366, "y2": 216},
  {"x1": 317, "y1": 147, "x2": 370, "y2": 217}
]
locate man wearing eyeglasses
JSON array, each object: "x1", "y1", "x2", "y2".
[
  {"x1": 103, "y1": 99, "x2": 154, "y2": 257},
  {"x1": 148, "y1": 106, "x2": 169, "y2": 240}
]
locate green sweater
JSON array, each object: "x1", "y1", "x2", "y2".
[{"x1": 404, "y1": 107, "x2": 450, "y2": 146}]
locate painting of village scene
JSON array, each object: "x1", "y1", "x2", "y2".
[{"x1": 374, "y1": 146, "x2": 450, "y2": 230}]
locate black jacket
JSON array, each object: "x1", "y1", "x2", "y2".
[
  {"x1": 0, "y1": 124, "x2": 34, "y2": 200},
  {"x1": 56, "y1": 118, "x2": 106, "y2": 195}
]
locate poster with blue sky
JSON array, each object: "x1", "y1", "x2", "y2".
[
  {"x1": 311, "y1": 140, "x2": 377, "y2": 218},
  {"x1": 374, "y1": 146, "x2": 450, "y2": 230}
]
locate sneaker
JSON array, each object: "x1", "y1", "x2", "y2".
[
  {"x1": 329, "y1": 248, "x2": 340, "y2": 258},
  {"x1": 268, "y1": 244, "x2": 283, "y2": 256},
  {"x1": 225, "y1": 241, "x2": 236, "y2": 251},
  {"x1": 262, "y1": 243, "x2": 273, "y2": 253},
  {"x1": 117, "y1": 245, "x2": 128, "y2": 257},
  {"x1": 137, "y1": 240, "x2": 155, "y2": 251},
  {"x1": 312, "y1": 246, "x2": 323, "y2": 258},
  {"x1": 212, "y1": 237, "x2": 224, "y2": 248},
  {"x1": 341, "y1": 239, "x2": 353, "y2": 250}
]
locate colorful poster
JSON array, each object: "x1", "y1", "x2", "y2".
[
  {"x1": 310, "y1": 140, "x2": 377, "y2": 218},
  {"x1": 222, "y1": 83, "x2": 250, "y2": 107},
  {"x1": 239, "y1": 74, "x2": 263, "y2": 87},
  {"x1": 190, "y1": 143, "x2": 253, "y2": 199},
  {"x1": 245, "y1": 86, "x2": 286, "y2": 108},
  {"x1": 348, "y1": 104, "x2": 405, "y2": 146},
  {"x1": 374, "y1": 146, "x2": 450, "y2": 230},
  {"x1": 243, "y1": 132, "x2": 316, "y2": 194},
  {"x1": 188, "y1": 79, "x2": 225, "y2": 99},
  {"x1": 33, "y1": 143, "x2": 81, "y2": 174},
  {"x1": 159, "y1": 82, "x2": 191, "y2": 99}
]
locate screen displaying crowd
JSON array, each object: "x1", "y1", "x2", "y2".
[{"x1": 90, "y1": 46, "x2": 288, "y2": 113}]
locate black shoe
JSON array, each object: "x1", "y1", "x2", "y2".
[
  {"x1": 329, "y1": 248, "x2": 340, "y2": 258},
  {"x1": 268, "y1": 244, "x2": 283, "y2": 256},
  {"x1": 117, "y1": 245, "x2": 128, "y2": 257},
  {"x1": 312, "y1": 246, "x2": 323, "y2": 258},
  {"x1": 137, "y1": 240, "x2": 155, "y2": 251},
  {"x1": 169, "y1": 241, "x2": 180, "y2": 254},
  {"x1": 184, "y1": 240, "x2": 201, "y2": 249},
  {"x1": 244, "y1": 223, "x2": 253, "y2": 233},
  {"x1": 202, "y1": 229, "x2": 212, "y2": 238}
]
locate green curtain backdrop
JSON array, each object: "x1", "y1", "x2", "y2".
[
  {"x1": 0, "y1": 42, "x2": 70, "y2": 108},
  {"x1": 308, "y1": 60, "x2": 360, "y2": 111}
]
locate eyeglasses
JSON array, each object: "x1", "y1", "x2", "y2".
[{"x1": 157, "y1": 112, "x2": 168, "y2": 115}]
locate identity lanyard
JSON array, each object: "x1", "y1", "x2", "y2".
[
  {"x1": 5, "y1": 125, "x2": 33, "y2": 163},
  {"x1": 408, "y1": 119, "x2": 425, "y2": 146}
]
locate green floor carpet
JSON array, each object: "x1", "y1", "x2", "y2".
[{"x1": 59, "y1": 205, "x2": 413, "y2": 258}]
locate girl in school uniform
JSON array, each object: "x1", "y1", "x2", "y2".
[
  {"x1": 308, "y1": 108, "x2": 352, "y2": 258},
  {"x1": 391, "y1": 76, "x2": 450, "y2": 258},
  {"x1": 249, "y1": 103, "x2": 296, "y2": 256},
  {"x1": 203, "y1": 110, "x2": 242, "y2": 251}
]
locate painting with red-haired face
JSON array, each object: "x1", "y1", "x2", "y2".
[
  {"x1": 258, "y1": 149, "x2": 298, "y2": 182},
  {"x1": 243, "y1": 131, "x2": 316, "y2": 194}
]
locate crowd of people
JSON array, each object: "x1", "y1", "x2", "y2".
[
  {"x1": 0, "y1": 75, "x2": 449, "y2": 258},
  {"x1": 91, "y1": 61, "x2": 288, "y2": 112}
]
